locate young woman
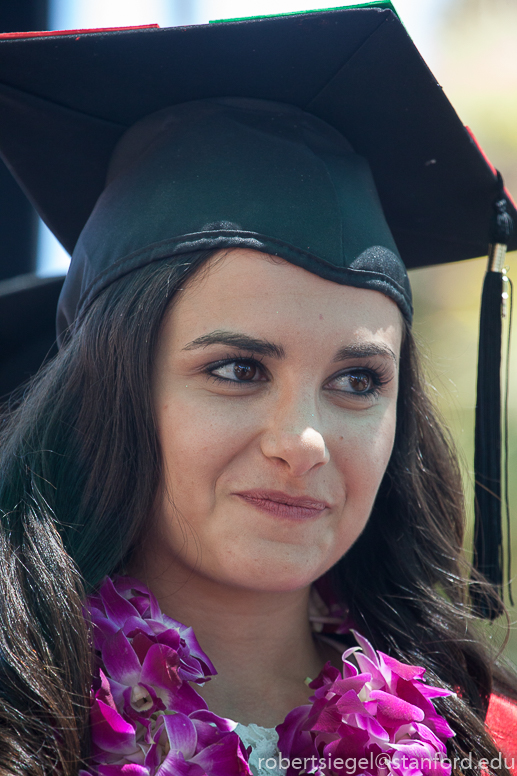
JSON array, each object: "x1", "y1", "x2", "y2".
[{"x1": 0, "y1": 6, "x2": 516, "y2": 776}]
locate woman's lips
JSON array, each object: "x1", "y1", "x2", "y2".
[{"x1": 235, "y1": 489, "x2": 330, "y2": 520}]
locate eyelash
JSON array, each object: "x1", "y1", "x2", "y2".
[{"x1": 203, "y1": 353, "x2": 392, "y2": 399}]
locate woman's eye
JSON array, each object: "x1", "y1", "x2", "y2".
[
  {"x1": 210, "y1": 360, "x2": 263, "y2": 382},
  {"x1": 331, "y1": 371, "x2": 374, "y2": 394}
]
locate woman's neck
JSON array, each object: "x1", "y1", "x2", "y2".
[{"x1": 128, "y1": 563, "x2": 337, "y2": 726}]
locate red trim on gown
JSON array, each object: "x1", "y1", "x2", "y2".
[{"x1": 486, "y1": 694, "x2": 517, "y2": 773}]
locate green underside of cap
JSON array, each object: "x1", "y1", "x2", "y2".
[{"x1": 209, "y1": 1, "x2": 398, "y2": 25}]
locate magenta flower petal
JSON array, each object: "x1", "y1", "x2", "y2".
[
  {"x1": 419, "y1": 685, "x2": 453, "y2": 700},
  {"x1": 99, "y1": 577, "x2": 141, "y2": 626},
  {"x1": 102, "y1": 630, "x2": 143, "y2": 686},
  {"x1": 171, "y1": 681, "x2": 209, "y2": 714},
  {"x1": 340, "y1": 646, "x2": 361, "y2": 662},
  {"x1": 139, "y1": 643, "x2": 182, "y2": 704},
  {"x1": 322, "y1": 724, "x2": 370, "y2": 760},
  {"x1": 162, "y1": 713, "x2": 198, "y2": 759},
  {"x1": 413, "y1": 722, "x2": 449, "y2": 753},
  {"x1": 89, "y1": 612, "x2": 121, "y2": 653},
  {"x1": 353, "y1": 653, "x2": 387, "y2": 688},
  {"x1": 394, "y1": 679, "x2": 436, "y2": 712},
  {"x1": 369, "y1": 689, "x2": 425, "y2": 725},
  {"x1": 311, "y1": 704, "x2": 345, "y2": 733},
  {"x1": 90, "y1": 698, "x2": 138, "y2": 754},
  {"x1": 174, "y1": 624, "x2": 217, "y2": 677},
  {"x1": 122, "y1": 618, "x2": 158, "y2": 641},
  {"x1": 381, "y1": 653, "x2": 426, "y2": 682},
  {"x1": 128, "y1": 632, "x2": 159, "y2": 667},
  {"x1": 396, "y1": 683, "x2": 455, "y2": 739},
  {"x1": 309, "y1": 662, "x2": 341, "y2": 690},
  {"x1": 150, "y1": 627, "x2": 181, "y2": 653},
  {"x1": 277, "y1": 705, "x2": 316, "y2": 764},
  {"x1": 190, "y1": 719, "x2": 230, "y2": 751},
  {"x1": 144, "y1": 739, "x2": 162, "y2": 771},
  {"x1": 155, "y1": 751, "x2": 201, "y2": 776},
  {"x1": 178, "y1": 656, "x2": 213, "y2": 683},
  {"x1": 130, "y1": 595, "x2": 155, "y2": 617},
  {"x1": 90, "y1": 606, "x2": 120, "y2": 634},
  {"x1": 391, "y1": 738, "x2": 443, "y2": 768},
  {"x1": 109, "y1": 677, "x2": 137, "y2": 711},
  {"x1": 190, "y1": 709, "x2": 237, "y2": 733},
  {"x1": 114, "y1": 576, "x2": 163, "y2": 620},
  {"x1": 342, "y1": 659, "x2": 361, "y2": 681},
  {"x1": 191, "y1": 734, "x2": 252, "y2": 776},
  {"x1": 95, "y1": 669, "x2": 118, "y2": 709},
  {"x1": 350, "y1": 630, "x2": 378, "y2": 663},
  {"x1": 428, "y1": 714, "x2": 455, "y2": 741},
  {"x1": 334, "y1": 689, "x2": 369, "y2": 716},
  {"x1": 97, "y1": 766, "x2": 150, "y2": 776},
  {"x1": 353, "y1": 711, "x2": 390, "y2": 741},
  {"x1": 330, "y1": 674, "x2": 372, "y2": 698}
]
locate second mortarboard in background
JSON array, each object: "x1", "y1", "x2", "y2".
[{"x1": 0, "y1": 0, "x2": 515, "y2": 614}]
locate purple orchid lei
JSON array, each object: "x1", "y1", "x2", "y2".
[{"x1": 80, "y1": 576, "x2": 454, "y2": 776}]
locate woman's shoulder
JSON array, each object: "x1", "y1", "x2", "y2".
[{"x1": 486, "y1": 694, "x2": 517, "y2": 772}]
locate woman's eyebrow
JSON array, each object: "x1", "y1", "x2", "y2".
[
  {"x1": 183, "y1": 332, "x2": 397, "y2": 365},
  {"x1": 182, "y1": 330, "x2": 286, "y2": 359},
  {"x1": 332, "y1": 343, "x2": 398, "y2": 365}
]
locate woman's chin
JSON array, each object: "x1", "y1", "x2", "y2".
[{"x1": 203, "y1": 549, "x2": 336, "y2": 594}]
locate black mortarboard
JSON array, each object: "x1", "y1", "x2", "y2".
[{"x1": 0, "y1": 1, "x2": 515, "y2": 615}]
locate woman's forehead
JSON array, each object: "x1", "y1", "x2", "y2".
[{"x1": 166, "y1": 249, "x2": 403, "y2": 350}]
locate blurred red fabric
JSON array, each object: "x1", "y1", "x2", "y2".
[{"x1": 487, "y1": 694, "x2": 517, "y2": 774}]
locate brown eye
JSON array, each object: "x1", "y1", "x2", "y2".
[
  {"x1": 210, "y1": 360, "x2": 264, "y2": 383},
  {"x1": 233, "y1": 362, "x2": 257, "y2": 381},
  {"x1": 329, "y1": 370, "x2": 375, "y2": 394},
  {"x1": 348, "y1": 372, "x2": 372, "y2": 393}
]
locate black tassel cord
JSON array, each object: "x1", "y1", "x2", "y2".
[
  {"x1": 473, "y1": 172, "x2": 514, "y2": 619},
  {"x1": 503, "y1": 272, "x2": 514, "y2": 608}
]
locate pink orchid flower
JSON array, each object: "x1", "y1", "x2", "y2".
[{"x1": 276, "y1": 632, "x2": 454, "y2": 776}]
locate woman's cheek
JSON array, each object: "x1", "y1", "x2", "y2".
[
  {"x1": 156, "y1": 390, "x2": 257, "y2": 493},
  {"x1": 333, "y1": 404, "x2": 396, "y2": 503}
]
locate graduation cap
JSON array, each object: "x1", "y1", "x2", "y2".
[{"x1": 0, "y1": 1, "x2": 515, "y2": 615}]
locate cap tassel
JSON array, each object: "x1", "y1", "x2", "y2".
[{"x1": 473, "y1": 172, "x2": 513, "y2": 619}]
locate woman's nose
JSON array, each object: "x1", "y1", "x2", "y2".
[{"x1": 260, "y1": 401, "x2": 330, "y2": 477}]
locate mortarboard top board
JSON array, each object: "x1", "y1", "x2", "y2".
[
  {"x1": 0, "y1": 2, "x2": 515, "y2": 615},
  {"x1": 0, "y1": 2, "x2": 515, "y2": 265}
]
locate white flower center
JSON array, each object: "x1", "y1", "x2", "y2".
[{"x1": 131, "y1": 684, "x2": 153, "y2": 711}]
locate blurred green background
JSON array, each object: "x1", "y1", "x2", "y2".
[{"x1": 408, "y1": 0, "x2": 517, "y2": 663}]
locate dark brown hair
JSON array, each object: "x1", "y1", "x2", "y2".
[{"x1": 0, "y1": 249, "x2": 513, "y2": 774}]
